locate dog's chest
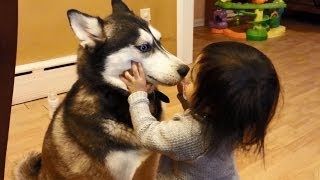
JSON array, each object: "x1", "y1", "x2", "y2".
[{"x1": 105, "y1": 149, "x2": 151, "y2": 180}]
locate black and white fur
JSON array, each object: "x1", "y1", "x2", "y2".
[{"x1": 14, "y1": 0, "x2": 189, "y2": 180}]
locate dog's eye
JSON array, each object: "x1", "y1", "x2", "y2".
[{"x1": 136, "y1": 44, "x2": 152, "y2": 53}]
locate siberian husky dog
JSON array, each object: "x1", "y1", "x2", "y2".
[{"x1": 14, "y1": 0, "x2": 189, "y2": 179}]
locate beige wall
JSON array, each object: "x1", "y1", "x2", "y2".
[
  {"x1": 17, "y1": 0, "x2": 177, "y2": 65},
  {"x1": 194, "y1": 0, "x2": 205, "y2": 20}
]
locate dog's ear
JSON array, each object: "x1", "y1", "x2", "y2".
[
  {"x1": 111, "y1": 0, "x2": 133, "y2": 14},
  {"x1": 67, "y1": 9, "x2": 105, "y2": 48}
]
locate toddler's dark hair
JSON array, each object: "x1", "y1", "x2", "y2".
[{"x1": 190, "y1": 41, "x2": 280, "y2": 154}]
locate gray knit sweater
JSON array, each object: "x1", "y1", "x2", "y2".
[{"x1": 128, "y1": 91, "x2": 239, "y2": 180}]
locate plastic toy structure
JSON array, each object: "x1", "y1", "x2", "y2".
[{"x1": 211, "y1": 0, "x2": 287, "y2": 41}]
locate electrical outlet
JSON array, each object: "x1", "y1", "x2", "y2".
[{"x1": 140, "y1": 8, "x2": 151, "y2": 22}]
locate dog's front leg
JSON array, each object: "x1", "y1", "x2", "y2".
[{"x1": 105, "y1": 149, "x2": 151, "y2": 180}]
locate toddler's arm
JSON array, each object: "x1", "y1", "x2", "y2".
[
  {"x1": 128, "y1": 91, "x2": 207, "y2": 161},
  {"x1": 120, "y1": 62, "x2": 207, "y2": 160}
]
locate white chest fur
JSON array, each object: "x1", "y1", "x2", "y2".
[{"x1": 105, "y1": 149, "x2": 151, "y2": 180}]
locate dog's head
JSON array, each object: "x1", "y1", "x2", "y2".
[{"x1": 67, "y1": 0, "x2": 189, "y2": 90}]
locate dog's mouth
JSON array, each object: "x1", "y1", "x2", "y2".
[
  {"x1": 147, "y1": 75, "x2": 158, "y2": 83},
  {"x1": 146, "y1": 75, "x2": 178, "y2": 86}
]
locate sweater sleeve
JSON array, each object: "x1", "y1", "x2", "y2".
[{"x1": 128, "y1": 91, "x2": 208, "y2": 161}]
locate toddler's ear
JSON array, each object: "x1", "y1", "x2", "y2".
[{"x1": 67, "y1": 9, "x2": 105, "y2": 48}]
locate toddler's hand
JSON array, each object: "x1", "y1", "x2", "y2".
[
  {"x1": 120, "y1": 62, "x2": 150, "y2": 93},
  {"x1": 177, "y1": 79, "x2": 190, "y2": 99},
  {"x1": 177, "y1": 80, "x2": 184, "y2": 94}
]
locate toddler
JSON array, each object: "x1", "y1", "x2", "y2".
[{"x1": 120, "y1": 41, "x2": 280, "y2": 179}]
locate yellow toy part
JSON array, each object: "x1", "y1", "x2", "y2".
[{"x1": 268, "y1": 25, "x2": 286, "y2": 38}]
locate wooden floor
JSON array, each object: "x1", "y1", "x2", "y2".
[{"x1": 5, "y1": 17, "x2": 320, "y2": 179}]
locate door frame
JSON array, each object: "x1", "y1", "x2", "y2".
[
  {"x1": 177, "y1": 0, "x2": 194, "y2": 64},
  {"x1": 0, "y1": 0, "x2": 18, "y2": 179}
]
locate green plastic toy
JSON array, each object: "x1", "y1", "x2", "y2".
[{"x1": 214, "y1": 0, "x2": 287, "y2": 41}]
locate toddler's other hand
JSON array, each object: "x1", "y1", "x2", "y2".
[
  {"x1": 176, "y1": 79, "x2": 190, "y2": 110},
  {"x1": 120, "y1": 62, "x2": 148, "y2": 93},
  {"x1": 177, "y1": 80, "x2": 185, "y2": 94},
  {"x1": 177, "y1": 79, "x2": 190, "y2": 98}
]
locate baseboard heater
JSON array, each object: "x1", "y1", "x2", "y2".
[{"x1": 12, "y1": 55, "x2": 78, "y2": 105}]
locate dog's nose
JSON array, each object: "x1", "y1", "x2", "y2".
[{"x1": 177, "y1": 65, "x2": 190, "y2": 77}]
